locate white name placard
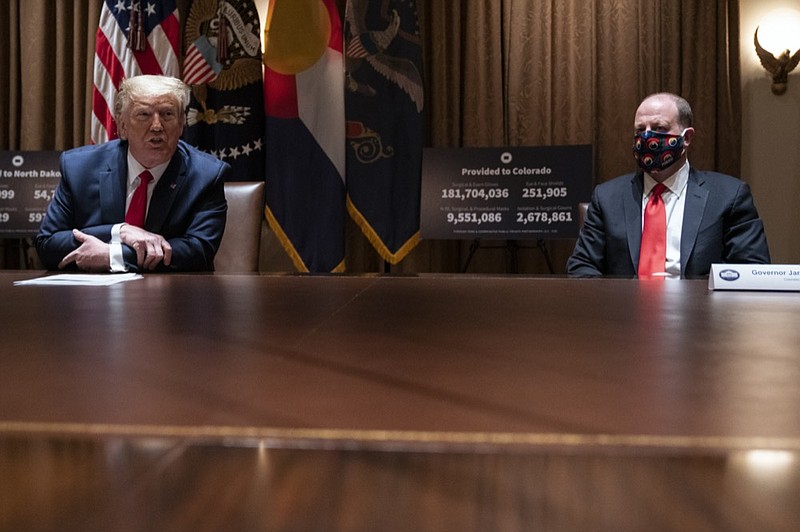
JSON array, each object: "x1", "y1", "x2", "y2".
[{"x1": 708, "y1": 264, "x2": 800, "y2": 291}]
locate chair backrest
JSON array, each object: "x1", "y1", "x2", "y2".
[
  {"x1": 215, "y1": 181, "x2": 265, "y2": 273},
  {"x1": 578, "y1": 202, "x2": 590, "y2": 231}
]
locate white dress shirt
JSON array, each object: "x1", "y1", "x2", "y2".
[
  {"x1": 641, "y1": 160, "x2": 690, "y2": 278},
  {"x1": 108, "y1": 153, "x2": 169, "y2": 272}
]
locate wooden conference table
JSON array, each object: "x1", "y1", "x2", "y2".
[{"x1": 1, "y1": 271, "x2": 799, "y2": 530}]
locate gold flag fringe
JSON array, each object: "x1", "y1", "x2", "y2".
[
  {"x1": 264, "y1": 206, "x2": 346, "y2": 273},
  {"x1": 346, "y1": 196, "x2": 420, "y2": 265}
]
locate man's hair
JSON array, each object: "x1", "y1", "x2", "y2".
[
  {"x1": 114, "y1": 75, "x2": 190, "y2": 120},
  {"x1": 671, "y1": 94, "x2": 693, "y2": 128},
  {"x1": 644, "y1": 92, "x2": 694, "y2": 128}
]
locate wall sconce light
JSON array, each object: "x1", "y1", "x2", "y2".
[{"x1": 754, "y1": 8, "x2": 800, "y2": 95}]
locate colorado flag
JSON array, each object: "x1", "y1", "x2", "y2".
[{"x1": 264, "y1": 0, "x2": 346, "y2": 272}]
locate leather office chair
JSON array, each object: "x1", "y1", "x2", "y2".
[
  {"x1": 578, "y1": 202, "x2": 590, "y2": 231},
  {"x1": 215, "y1": 181, "x2": 265, "y2": 273}
]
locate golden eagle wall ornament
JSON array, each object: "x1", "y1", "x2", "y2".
[{"x1": 754, "y1": 26, "x2": 800, "y2": 95}]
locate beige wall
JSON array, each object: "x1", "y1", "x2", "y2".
[{"x1": 740, "y1": 0, "x2": 800, "y2": 263}]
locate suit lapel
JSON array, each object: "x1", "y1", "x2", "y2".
[
  {"x1": 680, "y1": 169, "x2": 708, "y2": 272},
  {"x1": 146, "y1": 147, "x2": 186, "y2": 231},
  {"x1": 626, "y1": 173, "x2": 644, "y2": 269},
  {"x1": 100, "y1": 142, "x2": 128, "y2": 223}
]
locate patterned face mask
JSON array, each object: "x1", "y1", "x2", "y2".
[{"x1": 632, "y1": 129, "x2": 686, "y2": 172}]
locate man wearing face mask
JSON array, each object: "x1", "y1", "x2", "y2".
[{"x1": 567, "y1": 92, "x2": 770, "y2": 279}]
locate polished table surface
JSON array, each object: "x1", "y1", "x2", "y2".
[{"x1": 1, "y1": 271, "x2": 799, "y2": 530}]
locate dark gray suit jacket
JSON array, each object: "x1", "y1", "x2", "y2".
[
  {"x1": 36, "y1": 139, "x2": 229, "y2": 272},
  {"x1": 567, "y1": 168, "x2": 770, "y2": 278}
]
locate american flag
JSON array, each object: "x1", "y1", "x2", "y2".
[{"x1": 91, "y1": 0, "x2": 181, "y2": 144}]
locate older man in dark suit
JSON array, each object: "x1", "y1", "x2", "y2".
[
  {"x1": 36, "y1": 75, "x2": 228, "y2": 272},
  {"x1": 567, "y1": 93, "x2": 770, "y2": 279}
]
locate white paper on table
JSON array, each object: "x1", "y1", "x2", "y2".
[{"x1": 13, "y1": 273, "x2": 143, "y2": 286}]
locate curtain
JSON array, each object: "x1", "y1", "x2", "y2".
[
  {"x1": 0, "y1": 0, "x2": 740, "y2": 273},
  {"x1": 0, "y1": 0, "x2": 102, "y2": 267},
  {"x1": 0, "y1": 0, "x2": 101, "y2": 150},
  {"x1": 390, "y1": 0, "x2": 741, "y2": 274}
]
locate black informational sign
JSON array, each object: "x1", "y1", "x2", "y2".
[
  {"x1": 421, "y1": 145, "x2": 592, "y2": 240},
  {"x1": 0, "y1": 151, "x2": 61, "y2": 238}
]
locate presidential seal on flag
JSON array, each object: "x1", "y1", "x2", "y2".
[{"x1": 182, "y1": 0, "x2": 265, "y2": 180}]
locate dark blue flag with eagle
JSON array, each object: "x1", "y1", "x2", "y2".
[
  {"x1": 182, "y1": 0, "x2": 264, "y2": 181},
  {"x1": 344, "y1": 0, "x2": 425, "y2": 264}
]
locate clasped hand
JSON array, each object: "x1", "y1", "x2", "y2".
[
  {"x1": 59, "y1": 226, "x2": 172, "y2": 272},
  {"x1": 120, "y1": 224, "x2": 172, "y2": 270}
]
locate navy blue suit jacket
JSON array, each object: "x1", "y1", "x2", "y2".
[
  {"x1": 36, "y1": 139, "x2": 229, "y2": 272},
  {"x1": 567, "y1": 168, "x2": 770, "y2": 279}
]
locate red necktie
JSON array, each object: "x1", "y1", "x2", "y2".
[
  {"x1": 125, "y1": 170, "x2": 153, "y2": 228},
  {"x1": 638, "y1": 183, "x2": 668, "y2": 278}
]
